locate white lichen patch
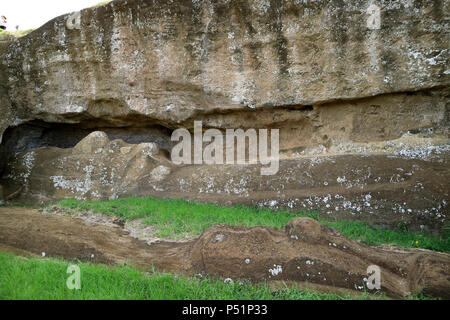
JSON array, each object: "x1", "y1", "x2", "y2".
[
  {"x1": 269, "y1": 265, "x2": 283, "y2": 276},
  {"x1": 330, "y1": 134, "x2": 449, "y2": 161},
  {"x1": 150, "y1": 165, "x2": 171, "y2": 182},
  {"x1": 50, "y1": 164, "x2": 95, "y2": 200},
  {"x1": 141, "y1": 143, "x2": 159, "y2": 158},
  {"x1": 21, "y1": 151, "x2": 36, "y2": 184}
]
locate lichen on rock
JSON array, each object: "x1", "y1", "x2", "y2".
[{"x1": 0, "y1": 0, "x2": 448, "y2": 233}]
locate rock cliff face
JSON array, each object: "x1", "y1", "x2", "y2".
[{"x1": 0, "y1": 0, "x2": 449, "y2": 232}]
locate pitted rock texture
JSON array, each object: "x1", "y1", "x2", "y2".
[
  {"x1": 0, "y1": 0, "x2": 449, "y2": 138},
  {"x1": 2, "y1": 131, "x2": 448, "y2": 233},
  {"x1": 1, "y1": 131, "x2": 171, "y2": 201},
  {"x1": 0, "y1": 0, "x2": 449, "y2": 232},
  {"x1": 1, "y1": 207, "x2": 449, "y2": 298},
  {"x1": 190, "y1": 217, "x2": 450, "y2": 298}
]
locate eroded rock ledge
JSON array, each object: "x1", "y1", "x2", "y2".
[
  {"x1": 1, "y1": 0, "x2": 449, "y2": 139},
  {"x1": 1, "y1": 131, "x2": 448, "y2": 233},
  {"x1": 0, "y1": 0, "x2": 449, "y2": 230}
]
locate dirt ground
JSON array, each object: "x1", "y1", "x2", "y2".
[
  {"x1": 0, "y1": 206, "x2": 192, "y2": 271},
  {"x1": 0, "y1": 206, "x2": 449, "y2": 299}
]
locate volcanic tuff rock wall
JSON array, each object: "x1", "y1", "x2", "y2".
[{"x1": 0, "y1": 0, "x2": 449, "y2": 231}]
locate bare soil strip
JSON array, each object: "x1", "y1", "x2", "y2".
[{"x1": 0, "y1": 206, "x2": 449, "y2": 299}]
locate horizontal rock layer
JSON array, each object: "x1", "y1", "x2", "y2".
[
  {"x1": 2, "y1": 131, "x2": 448, "y2": 233},
  {"x1": 0, "y1": 0, "x2": 449, "y2": 232},
  {"x1": 1, "y1": 0, "x2": 449, "y2": 139}
]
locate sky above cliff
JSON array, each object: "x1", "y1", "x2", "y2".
[{"x1": 1, "y1": 0, "x2": 107, "y2": 30}]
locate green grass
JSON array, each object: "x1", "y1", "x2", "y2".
[
  {"x1": 56, "y1": 197, "x2": 449, "y2": 252},
  {"x1": 0, "y1": 252, "x2": 380, "y2": 300},
  {"x1": 325, "y1": 220, "x2": 449, "y2": 252}
]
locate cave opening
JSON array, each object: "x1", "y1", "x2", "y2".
[{"x1": 0, "y1": 120, "x2": 174, "y2": 176}]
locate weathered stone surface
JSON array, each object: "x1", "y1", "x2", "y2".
[
  {"x1": 0, "y1": 0, "x2": 449, "y2": 139},
  {"x1": 2, "y1": 131, "x2": 448, "y2": 233},
  {"x1": 0, "y1": 0, "x2": 449, "y2": 232},
  {"x1": 190, "y1": 217, "x2": 450, "y2": 298},
  {"x1": 1, "y1": 131, "x2": 171, "y2": 201}
]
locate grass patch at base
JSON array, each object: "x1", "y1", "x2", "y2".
[
  {"x1": 0, "y1": 252, "x2": 380, "y2": 300},
  {"x1": 56, "y1": 197, "x2": 449, "y2": 252}
]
